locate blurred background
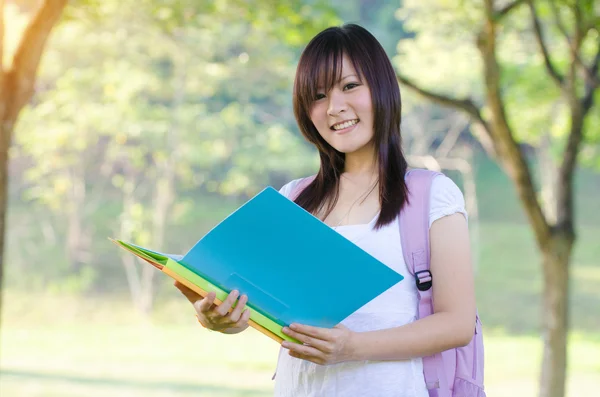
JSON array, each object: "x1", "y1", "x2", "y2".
[{"x1": 0, "y1": 0, "x2": 598, "y2": 396}]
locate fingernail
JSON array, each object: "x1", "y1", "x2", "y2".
[
  {"x1": 282, "y1": 327, "x2": 289, "y2": 333},
  {"x1": 232, "y1": 290, "x2": 239, "y2": 298}
]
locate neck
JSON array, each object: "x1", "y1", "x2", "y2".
[{"x1": 343, "y1": 144, "x2": 378, "y2": 177}]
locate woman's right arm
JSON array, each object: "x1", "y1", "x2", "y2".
[{"x1": 174, "y1": 281, "x2": 251, "y2": 334}]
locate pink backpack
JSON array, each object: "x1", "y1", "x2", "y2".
[
  {"x1": 400, "y1": 169, "x2": 485, "y2": 397},
  {"x1": 290, "y1": 169, "x2": 485, "y2": 396}
]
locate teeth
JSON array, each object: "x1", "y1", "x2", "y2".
[{"x1": 333, "y1": 119, "x2": 358, "y2": 131}]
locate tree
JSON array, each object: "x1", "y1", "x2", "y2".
[
  {"x1": 402, "y1": 107, "x2": 482, "y2": 269},
  {"x1": 395, "y1": 1, "x2": 599, "y2": 396},
  {"x1": 0, "y1": 0, "x2": 68, "y2": 325},
  {"x1": 10, "y1": 0, "x2": 339, "y2": 311}
]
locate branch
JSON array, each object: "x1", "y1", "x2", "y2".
[
  {"x1": 583, "y1": 16, "x2": 600, "y2": 34},
  {"x1": 582, "y1": 37, "x2": 600, "y2": 112},
  {"x1": 528, "y1": 0, "x2": 564, "y2": 87},
  {"x1": 436, "y1": 114, "x2": 470, "y2": 158},
  {"x1": 549, "y1": 0, "x2": 572, "y2": 45},
  {"x1": 557, "y1": 104, "x2": 586, "y2": 232},
  {"x1": 553, "y1": 5, "x2": 598, "y2": 233},
  {"x1": 0, "y1": 0, "x2": 5, "y2": 121},
  {"x1": 480, "y1": 0, "x2": 552, "y2": 248},
  {"x1": 397, "y1": 75, "x2": 485, "y2": 125},
  {"x1": 0, "y1": 0, "x2": 4, "y2": 76},
  {"x1": 546, "y1": 1, "x2": 599, "y2": 94},
  {"x1": 494, "y1": 0, "x2": 528, "y2": 21},
  {"x1": 5, "y1": 0, "x2": 68, "y2": 123},
  {"x1": 406, "y1": 154, "x2": 470, "y2": 173},
  {"x1": 397, "y1": 74, "x2": 496, "y2": 157}
]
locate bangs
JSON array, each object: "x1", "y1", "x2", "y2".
[{"x1": 314, "y1": 48, "x2": 344, "y2": 96}]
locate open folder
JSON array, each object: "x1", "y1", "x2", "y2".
[{"x1": 111, "y1": 186, "x2": 404, "y2": 344}]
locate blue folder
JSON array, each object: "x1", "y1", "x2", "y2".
[{"x1": 180, "y1": 186, "x2": 404, "y2": 329}]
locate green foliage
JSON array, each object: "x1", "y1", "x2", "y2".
[
  {"x1": 394, "y1": 0, "x2": 484, "y2": 98},
  {"x1": 6, "y1": 0, "x2": 600, "y2": 300},
  {"x1": 9, "y1": 0, "x2": 338, "y2": 292},
  {"x1": 396, "y1": 0, "x2": 600, "y2": 161}
]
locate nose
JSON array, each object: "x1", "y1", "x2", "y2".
[{"x1": 327, "y1": 89, "x2": 347, "y2": 117}]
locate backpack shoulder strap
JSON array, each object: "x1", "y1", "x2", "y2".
[
  {"x1": 399, "y1": 168, "x2": 451, "y2": 395},
  {"x1": 399, "y1": 168, "x2": 440, "y2": 318},
  {"x1": 399, "y1": 168, "x2": 440, "y2": 281}
]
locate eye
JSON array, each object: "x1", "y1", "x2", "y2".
[
  {"x1": 315, "y1": 93, "x2": 326, "y2": 100},
  {"x1": 344, "y1": 83, "x2": 359, "y2": 90}
]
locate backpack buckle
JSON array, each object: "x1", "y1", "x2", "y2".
[{"x1": 415, "y1": 270, "x2": 432, "y2": 291}]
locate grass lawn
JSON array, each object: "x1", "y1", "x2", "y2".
[
  {"x1": 1, "y1": 322, "x2": 599, "y2": 397},
  {"x1": 474, "y1": 223, "x2": 600, "y2": 334},
  {"x1": 1, "y1": 221, "x2": 599, "y2": 396}
]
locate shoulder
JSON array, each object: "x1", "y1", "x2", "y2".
[
  {"x1": 278, "y1": 175, "x2": 316, "y2": 199},
  {"x1": 428, "y1": 173, "x2": 468, "y2": 228}
]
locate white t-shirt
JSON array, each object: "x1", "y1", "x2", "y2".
[{"x1": 273, "y1": 173, "x2": 468, "y2": 397}]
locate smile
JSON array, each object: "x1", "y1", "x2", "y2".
[{"x1": 331, "y1": 119, "x2": 359, "y2": 133}]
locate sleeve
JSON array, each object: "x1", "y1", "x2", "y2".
[
  {"x1": 428, "y1": 174, "x2": 468, "y2": 229},
  {"x1": 278, "y1": 177, "x2": 305, "y2": 199}
]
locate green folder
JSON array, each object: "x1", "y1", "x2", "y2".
[{"x1": 111, "y1": 238, "x2": 296, "y2": 343}]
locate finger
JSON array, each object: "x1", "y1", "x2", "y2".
[
  {"x1": 214, "y1": 290, "x2": 239, "y2": 317},
  {"x1": 288, "y1": 323, "x2": 328, "y2": 341},
  {"x1": 174, "y1": 281, "x2": 203, "y2": 303},
  {"x1": 285, "y1": 342, "x2": 324, "y2": 363},
  {"x1": 282, "y1": 327, "x2": 328, "y2": 351},
  {"x1": 195, "y1": 291, "x2": 216, "y2": 314},
  {"x1": 232, "y1": 308, "x2": 252, "y2": 328},
  {"x1": 229, "y1": 294, "x2": 248, "y2": 322}
]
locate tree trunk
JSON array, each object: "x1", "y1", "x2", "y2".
[
  {"x1": 139, "y1": 37, "x2": 184, "y2": 313},
  {"x1": 396, "y1": 2, "x2": 600, "y2": 396},
  {"x1": 118, "y1": 170, "x2": 149, "y2": 317},
  {"x1": 537, "y1": 132, "x2": 558, "y2": 224},
  {"x1": 0, "y1": 0, "x2": 69, "y2": 330},
  {"x1": 65, "y1": 165, "x2": 89, "y2": 272},
  {"x1": 540, "y1": 232, "x2": 573, "y2": 397},
  {"x1": 0, "y1": 121, "x2": 13, "y2": 328}
]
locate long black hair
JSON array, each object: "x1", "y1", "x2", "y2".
[{"x1": 292, "y1": 23, "x2": 408, "y2": 229}]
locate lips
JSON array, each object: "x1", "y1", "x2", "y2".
[
  {"x1": 331, "y1": 121, "x2": 359, "y2": 135},
  {"x1": 330, "y1": 118, "x2": 360, "y2": 131}
]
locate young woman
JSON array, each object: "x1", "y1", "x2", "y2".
[{"x1": 175, "y1": 24, "x2": 476, "y2": 397}]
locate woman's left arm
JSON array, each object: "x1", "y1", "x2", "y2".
[{"x1": 282, "y1": 212, "x2": 476, "y2": 364}]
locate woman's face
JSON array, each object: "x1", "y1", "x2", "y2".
[{"x1": 309, "y1": 54, "x2": 374, "y2": 155}]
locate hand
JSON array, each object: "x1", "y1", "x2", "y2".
[
  {"x1": 281, "y1": 323, "x2": 357, "y2": 365},
  {"x1": 174, "y1": 281, "x2": 251, "y2": 334}
]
